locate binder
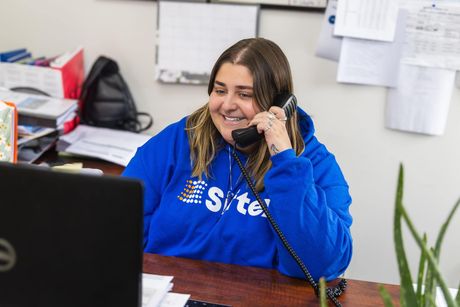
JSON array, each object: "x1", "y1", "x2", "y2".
[
  {"x1": 0, "y1": 100, "x2": 18, "y2": 163},
  {"x1": 0, "y1": 47, "x2": 84, "y2": 99},
  {"x1": 0, "y1": 48, "x2": 27, "y2": 62}
]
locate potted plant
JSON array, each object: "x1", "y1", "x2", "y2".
[
  {"x1": 319, "y1": 164, "x2": 460, "y2": 307},
  {"x1": 380, "y1": 164, "x2": 459, "y2": 306}
]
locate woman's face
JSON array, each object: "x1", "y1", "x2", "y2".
[{"x1": 209, "y1": 62, "x2": 260, "y2": 144}]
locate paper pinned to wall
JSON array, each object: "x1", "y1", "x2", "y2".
[
  {"x1": 315, "y1": 0, "x2": 342, "y2": 61},
  {"x1": 336, "y1": 10, "x2": 407, "y2": 87},
  {"x1": 211, "y1": 0, "x2": 327, "y2": 8},
  {"x1": 334, "y1": 0, "x2": 400, "y2": 42},
  {"x1": 385, "y1": 64, "x2": 456, "y2": 136},
  {"x1": 400, "y1": 1, "x2": 460, "y2": 70},
  {"x1": 156, "y1": 1, "x2": 259, "y2": 84}
]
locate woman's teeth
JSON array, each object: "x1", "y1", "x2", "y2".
[{"x1": 224, "y1": 116, "x2": 244, "y2": 121}]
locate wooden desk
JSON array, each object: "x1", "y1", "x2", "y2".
[
  {"x1": 37, "y1": 149, "x2": 124, "y2": 175},
  {"x1": 143, "y1": 253, "x2": 400, "y2": 307},
  {"x1": 39, "y1": 151, "x2": 400, "y2": 306}
]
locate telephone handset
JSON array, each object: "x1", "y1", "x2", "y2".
[{"x1": 231, "y1": 93, "x2": 297, "y2": 148}]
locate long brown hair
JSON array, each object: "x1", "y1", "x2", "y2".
[{"x1": 186, "y1": 38, "x2": 304, "y2": 191}]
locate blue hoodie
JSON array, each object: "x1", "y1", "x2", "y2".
[{"x1": 123, "y1": 108, "x2": 352, "y2": 281}]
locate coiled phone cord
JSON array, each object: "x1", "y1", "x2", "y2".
[{"x1": 231, "y1": 150, "x2": 347, "y2": 307}]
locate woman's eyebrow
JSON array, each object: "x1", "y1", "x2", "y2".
[{"x1": 214, "y1": 80, "x2": 253, "y2": 90}]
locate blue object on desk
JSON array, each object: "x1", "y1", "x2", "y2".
[{"x1": 0, "y1": 48, "x2": 27, "y2": 62}]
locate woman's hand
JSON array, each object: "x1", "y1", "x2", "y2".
[{"x1": 248, "y1": 106, "x2": 292, "y2": 156}]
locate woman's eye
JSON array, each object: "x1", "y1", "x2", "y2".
[
  {"x1": 214, "y1": 89, "x2": 226, "y2": 95},
  {"x1": 239, "y1": 92, "x2": 253, "y2": 99}
]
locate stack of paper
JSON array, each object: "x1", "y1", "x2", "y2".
[
  {"x1": 315, "y1": 0, "x2": 460, "y2": 136},
  {"x1": 142, "y1": 273, "x2": 190, "y2": 307},
  {"x1": 0, "y1": 88, "x2": 78, "y2": 129},
  {"x1": 57, "y1": 125, "x2": 151, "y2": 166}
]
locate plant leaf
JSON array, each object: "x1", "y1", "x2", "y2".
[
  {"x1": 423, "y1": 247, "x2": 436, "y2": 307},
  {"x1": 399, "y1": 202, "x2": 458, "y2": 307},
  {"x1": 456, "y1": 280, "x2": 460, "y2": 305},
  {"x1": 425, "y1": 292, "x2": 437, "y2": 307},
  {"x1": 434, "y1": 198, "x2": 460, "y2": 259},
  {"x1": 427, "y1": 198, "x2": 460, "y2": 305},
  {"x1": 379, "y1": 284, "x2": 395, "y2": 307},
  {"x1": 319, "y1": 277, "x2": 327, "y2": 307},
  {"x1": 416, "y1": 233, "x2": 428, "y2": 302},
  {"x1": 394, "y1": 164, "x2": 418, "y2": 307}
]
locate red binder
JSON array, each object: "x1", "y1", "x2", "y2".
[{"x1": 50, "y1": 47, "x2": 85, "y2": 99}]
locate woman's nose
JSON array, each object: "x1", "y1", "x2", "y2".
[{"x1": 222, "y1": 93, "x2": 238, "y2": 110}]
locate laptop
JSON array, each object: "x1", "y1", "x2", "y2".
[{"x1": 0, "y1": 162, "x2": 143, "y2": 307}]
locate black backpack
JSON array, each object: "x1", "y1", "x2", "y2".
[{"x1": 79, "y1": 56, "x2": 153, "y2": 132}]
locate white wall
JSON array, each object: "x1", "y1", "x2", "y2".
[{"x1": 2, "y1": 0, "x2": 459, "y2": 287}]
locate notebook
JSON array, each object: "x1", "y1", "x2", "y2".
[{"x1": 0, "y1": 162, "x2": 143, "y2": 307}]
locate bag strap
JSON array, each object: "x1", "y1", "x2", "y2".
[{"x1": 136, "y1": 112, "x2": 153, "y2": 132}]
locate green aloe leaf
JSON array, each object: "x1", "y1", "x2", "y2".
[
  {"x1": 319, "y1": 277, "x2": 327, "y2": 307},
  {"x1": 434, "y1": 198, "x2": 460, "y2": 258},
  {"x1": 456, "y1": 281, "x2": 460, "y2": 305},
  {"x1": 423, "y1": 247, "x2": 436, "y2": 307},
  {"x1": 425, "y1": 292, "x2": 437, "y2": 307},
  {"x1": 416, "y1": 233, "x2": 428, "y2": 302},
  {"x1": 425, "y1": 198, "x2": 460, "y2": 304},
  {"x1": 379, "y1": 284, "x2": 395, "y2": 307},
  {"x1": 399, "y1": 202, "x2": 457, "y2": 307},
  {"x1": 394, "y1": 164, "x2": 418, "y2": 307}
]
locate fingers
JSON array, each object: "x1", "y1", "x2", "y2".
[
  {"x1": 249, "y1": 111, "x2": 283, "y2": 133},
  {"x1": 269, "y1": 106, "x2": 288, "y2": 121},
  {"x1": 248, "y1": 110, "x2": 292, "y2": 156}
]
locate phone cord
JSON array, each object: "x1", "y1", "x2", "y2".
[{"x1": 231, "y1": 150, "x2": 347, "y2": 307}]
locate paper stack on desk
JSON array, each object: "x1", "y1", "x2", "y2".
[
  {"x1": 0, "y1": 88, "x2": 78, "y2": 128},
  {"x1": 142, "y1": 273, "x2": 190, "y2": 307},
  {"x1": 57, "y1": 125, "x2": 151, "y2": 166}
]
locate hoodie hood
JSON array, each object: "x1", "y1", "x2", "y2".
[{"x1": 296, "y1": 106, "x2": 315, "y2": 143}]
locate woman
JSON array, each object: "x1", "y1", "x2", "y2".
[{"x1": 123, "y1": 38, "x2": 352, "y2": 281}]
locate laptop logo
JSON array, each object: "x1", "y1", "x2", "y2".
[{"x1": 0, "y1": 238, "x2": 16, "y2": 272}]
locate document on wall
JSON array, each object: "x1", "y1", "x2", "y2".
[
  {"x1": 211, "y1": 0, "x2": 327, "y2": 8},
  {"x1": 337, "y1": 10, "x2": 407, "y2": 87},
  {"x1": 334, "y1": 0, "x2": 400, "y2": 42},
  {"x1": 57, "y1": 125, "x2": 151, "y2": 166},
  {"x1": 385, "y1": 64, "x2": 456, "y2": 135},
  {"x1": 156, "y1": 1, "x2": 258, "y2": 84},
  {"x1": 400, "y1": 1, "x2": 460, "y2": 70},
  {"x1": 315, "y1": 0, "x2": 342, "y2": 61}
]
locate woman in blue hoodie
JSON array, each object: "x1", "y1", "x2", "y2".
[{"x1": 123, "y1": 38, "x2": 352, "y2": 281}]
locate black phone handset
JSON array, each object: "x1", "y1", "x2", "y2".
[
  {"x1": 231, "y1": 93, "x2": 297, "y2": 148},
  {"x1": 230, "y1": 93, "x2": 347, "y2": 306}
]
